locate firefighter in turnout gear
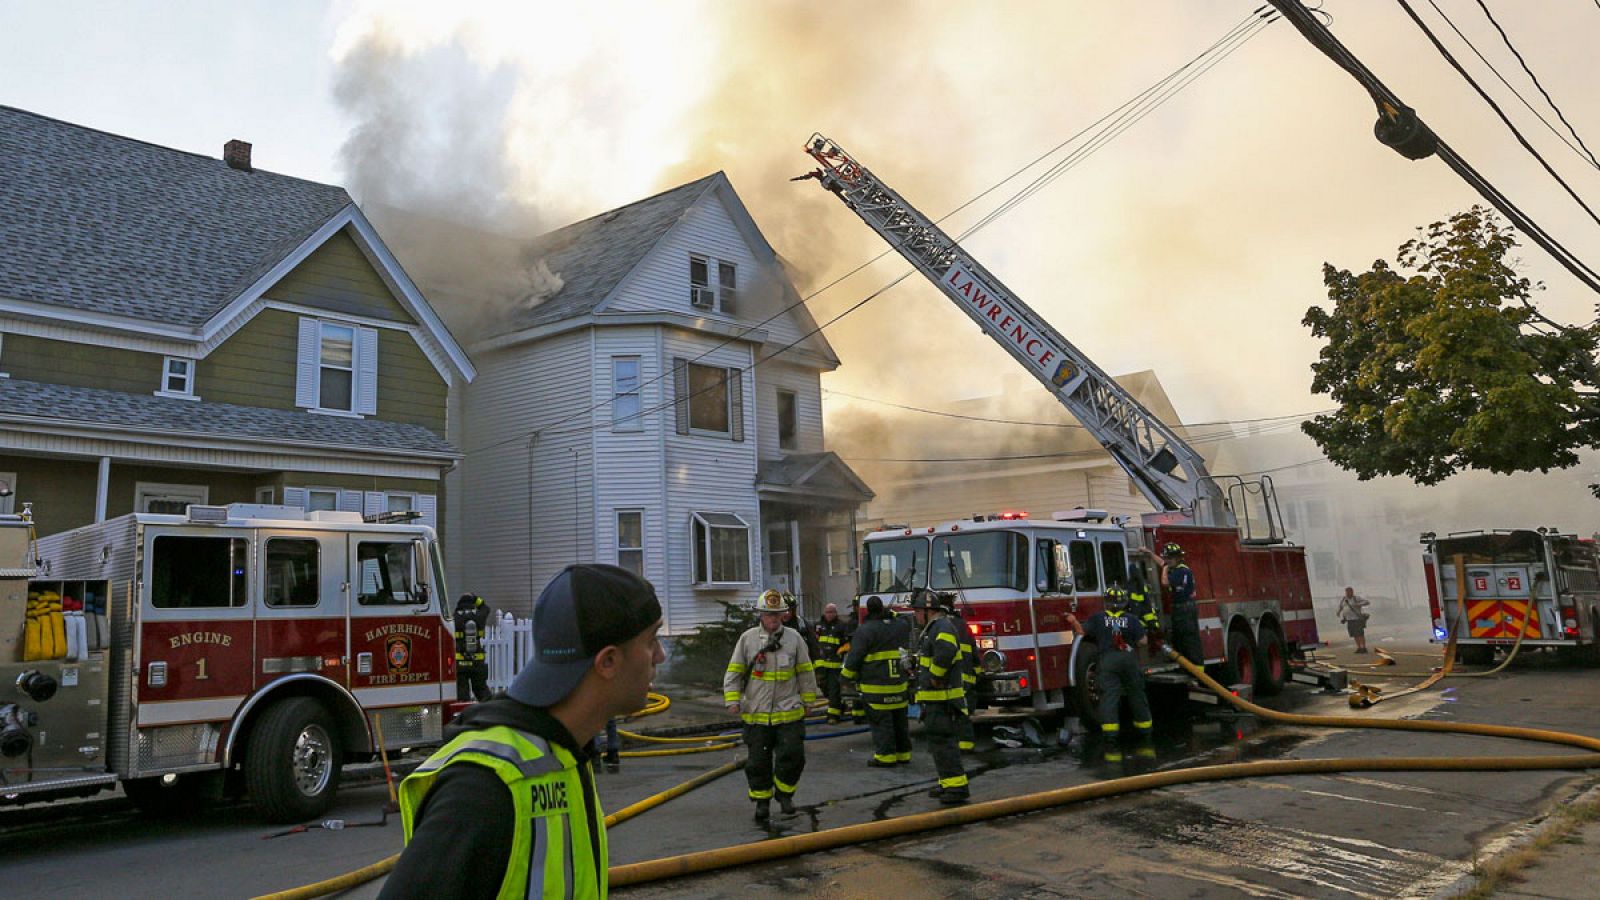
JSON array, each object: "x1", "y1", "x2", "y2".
[
  {"x1": 1127, "y1": 569, "x2": 1161, "y2": 635},
  {"x1": 724, "y1": 589, "x2": 819, "y2": 821},
  {"x1": 812, "y1": 602, "x2": 855, "y2": 723},
  {"x1": 452, "y1": 594, "x2": 492, "y2": 702},
  {"x1": 947, "y1": 605, "x2": 979, "y2": 752},
  {"x1": 912, "y1": 589, "x2": 969, "y2": 804},
  {"x1": 1151, "y1": 542, "x2": 1202, "y2": 664},
  {"x1": 841, "y1": 594, "x2": 912, "y2": 767},
  {"x1": 1067, "y1": 586, "x2": 1152, "y2": 740}
]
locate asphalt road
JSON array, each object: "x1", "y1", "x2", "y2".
[{"x1": 2, "y1": 644, "x2": 1596, "y2": 899}]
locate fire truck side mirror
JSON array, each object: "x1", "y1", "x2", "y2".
[{"x1": 412, "y1": 539, "x2": 431, "y2": 604}]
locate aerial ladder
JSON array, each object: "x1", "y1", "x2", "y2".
[{"x1": 798, "y1": 134, "x2": 1279, "y2": 536}]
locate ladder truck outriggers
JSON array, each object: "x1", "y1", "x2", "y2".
[
  {"x1": 1, "y1": 503, "x2": 456, "y2": 821},
  {"x1": 800, "y1": 134, "x2": 1331, "y2": 721}
]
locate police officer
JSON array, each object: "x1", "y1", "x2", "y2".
[
  {"x1": 812, "y1": 602, "x2": 855, "y2": 723},
  {"x1": 946, "y1": 603, "x2": 979, "y2": 752},
  {"x1": 841, "y1": 595, "x2": 912, "y2": 767},
  {"x1": 912, "y1": 588, "x2": 969, "y2": 804},
  {"x1": 1066, "y1": 586, "x2": 1152, "y2": 741},
  {"x1": 386, "y1": 565, "x2": 665, "y2": 899},
  {"x1": 452, "y1": 593, "x2": 492, "y2": 702},
  {"x1": 1151, "y1": 542, "x2": 1202, "y2": 663},
  {"x1": 725, "y1": 589, "x2": 819, "y2": 821}
]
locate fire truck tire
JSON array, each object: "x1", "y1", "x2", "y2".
[
  {"x1": 1071, "y1": 641, "x2": 1102, "y2": 726},
  {"x1": 1254, "y1": 624, "x2": 1289, "y2": 697},
  {"x1": 1458, "y1": 645, "x2": 1495, "y2": 667},
  {"x1": 246, "y1": 697, "x2": 343, "y2": 823},
  {"x1": 1214, "y1": 628, "x2": 1257, "y2": 691},
  {"x1": 122, "y1": 774, "x2": 209, "y2": 817}
]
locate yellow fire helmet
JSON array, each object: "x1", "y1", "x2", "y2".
[{"x1": 754, "y1": 589, "x2": 787, "y2": 614}]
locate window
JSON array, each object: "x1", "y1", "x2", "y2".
[
  {"x1": 306, "y1": 489, "x2": 339, "y2": 512},
  {"x1": 692, "y1": 512, "x2": 751, "y2": 585},
  {"x1": 1099, "y1": 541, "x2": 1129, "y2": 591},
  {"x1": 1312, "y1": 551, "x2": 1338, "y2": 584},
  {"x1": 689, "y1": 256, "x2": 714, "y2": 309},
  {"x1": 151, "y1": 536, "x2": 247, "y2": 608},
  {"x1": 718, "y1": 261, "x2": 738, "y2": 314},
  {"x1": 931, "y1": 532, "x2": 1029, "y2": 591},
  {"x1": 320, "y1": 323, "x2": 356, "y2": 412},
  {"x1": 862, "y1": 537, "x2": 926, "y2": 593},
  {"x1": 0, "y1": 471, "x2": 15, "y2": 515},
  {"x1": 688, "y1": 363, "x2": 731, "y2": 434},
  {"x1": 158, "y1": 356, "x2": 196, "y2": 398},
  {"x1": 386, "y1": 493, "x2": 416, "y2": 514},
  {"x1": 355, "y1": 541, "x2": 418, "y2": 605},
  {"x1": 265, "y1": 538, "x2": 320, "y2": 608},
  {"x1": 135, "y1": 482, "x2": 208, "y2": 515},
  {"x1": 612, "y1": 356, "x2": 642, "y2": 431},
  {"x1": 1068, "y1": 540, "x2": 1100, "y2": 593},
  {"x1": 777, "y1": 390, "x2": 798, "y2": 450},
  {"x1": 1555, "y1": 541, "x2": 1600, "y2": 594},
  {"x1": 1305, "y1": 498, "x2": 1330, "y2": 529},
  {"x1": 255, "y1": 486, "x2": 274, "y2": 504},
  {"x1": 1280, "y1": 502, "x2": 1299, "y2": 531},
  {"x1": 826, "y1": 530, "x2": 853, "y2": 577},
  {"x1": 617, "y1": 511, "x2": 644, "y2": 576}
]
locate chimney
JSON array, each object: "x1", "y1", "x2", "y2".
[{"x1": 224, "y1": 139, "x2": 252, "y2": 172}]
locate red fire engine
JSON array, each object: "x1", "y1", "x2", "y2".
[
  {"x1": 802, "y1": 135, "x2": 1328, "y2": 720},
  {"x1": 1, "y1": 503, "x2": 454, "y2": 821}
]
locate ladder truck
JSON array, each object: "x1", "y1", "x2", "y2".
[{"x1": 801, "y1": 135, "x2": 1331, "y2": 719}]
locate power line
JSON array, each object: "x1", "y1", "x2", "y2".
[
  {"x1": 820, "y1": 386, "x2": 1331, "y2": 431},
  {"x1": 838, "y1": 419, "x2": 1311, "y2": 465},
  {"x1": 1472, "y1": 0, "x2": 1599, "y2": 168}
]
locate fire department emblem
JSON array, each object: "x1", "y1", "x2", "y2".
[
  {"x1": 1050, "y1": 359, "x2": 1078, "y2": 388},
  {"x1": 385, "y1": 634, "x2": 412, "y2": 675}
]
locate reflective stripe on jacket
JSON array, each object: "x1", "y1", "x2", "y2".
[
  {"x1": 916, "y1": 615, "x2": 966, "y2": 704},
  {"x1": 812, "y1": 617, "x2": 854, "y2": 668},
  {"x1": 841, "y1": 615, "x2": 910, "y2": 710},
  {"x1": 723, "y1": 625, "x2": 819, "y2": 725},
  {"x1": 399, "y1": 725, "x2": 606, "y2": 899}
]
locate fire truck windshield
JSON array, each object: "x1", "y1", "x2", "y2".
[
  {"x1": 862, "y1": 538, "x2": 926, "y2": 593},
  {"x1": 931, "y1": 532, "x2": 1028, "y2": 592}
]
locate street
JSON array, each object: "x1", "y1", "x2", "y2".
[{"x1": 2, "y1": 644, "x2": 1596, "y2": 898}]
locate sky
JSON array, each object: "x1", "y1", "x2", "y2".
[{"x1": 4, "y1": 0, "x2": 1599, "y2": 454}]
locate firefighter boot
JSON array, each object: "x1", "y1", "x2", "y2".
[
  {"x1": 777, "y1": 793, "x2": 797, "y2": 816},
  {"x1": 754, "y1": 799, "x2": 770, "y2": 821}
]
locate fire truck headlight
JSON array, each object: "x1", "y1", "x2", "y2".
[{"x1": 981, "y1": 650, "x2": 1005, "y2": 674}]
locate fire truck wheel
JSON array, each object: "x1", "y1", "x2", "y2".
[
  {"x1": 1071, "y1": 641, "x2": 1102, "y2": 726},
  {"x1": 1254, "y1": 624, "x2": 1289, "y2": 697},
  {"x1": 1214, "y1": 628, "x2": 1257, "y2": 691},
  {"x1": 246, "y1": 697, "x2": 343, "y2": 823}
]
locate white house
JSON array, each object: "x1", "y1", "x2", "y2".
[{"x1": 453, "y1": 173, "x2": 873, "y2": 633}]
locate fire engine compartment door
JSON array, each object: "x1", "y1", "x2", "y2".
[
  {"x1": 347, "y1": 536, "x2": 445, "y2": 708},
  {"x1": 256, "y1": 530, "x2": 348, "y2": 690}
]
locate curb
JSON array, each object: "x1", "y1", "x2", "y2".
[{"x1": 1429, "y1": 776, "x2": 1600, "y2": 899}]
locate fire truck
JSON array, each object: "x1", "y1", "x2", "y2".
[
  {"x1": 801, "y1": 134, "x2": 1326, "y2": 720},
  {"x1": 1423, "y1": 529, "x2": 1600, "y2": 666},
  {"x1": 1, "y1": 503, "x2": 455, "y2": 821}
]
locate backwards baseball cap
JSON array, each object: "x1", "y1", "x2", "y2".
[{"x1": 508, "y1": 564, "x2": 662, "y2": 707}]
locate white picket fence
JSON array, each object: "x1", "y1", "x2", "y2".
[{"x1": 484, "y1": 612, "x2": 536, "y2": 693}]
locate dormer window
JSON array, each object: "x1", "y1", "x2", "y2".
[
  {"x1": 718, "y1": 262, "x2": 738, "y2": 314},
  {"x1": 295, "y1": 317, "x2": 378, "y2": 416},
  {"x1": 690, "y1": 256, "x2": 714, "y2": 310},
  {"x1": 157, "y1": 356, "x2": 197, "y2": 400},
  {"x1": 689, "y1": 255, "x2": 737, "y2": 314}
]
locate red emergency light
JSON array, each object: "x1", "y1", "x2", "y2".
[
  {"x1": 967, "y1": 621, "x2": 995, "y2": 636},
  {"x1": 998, "y1": 511, "x2": 1029, "y2": 520}
]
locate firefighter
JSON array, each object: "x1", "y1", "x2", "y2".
[
  {"x1": 1151, "y1": 542, "x2": 1202, "y2": 664},
  {"x1": 812, "y1": 602, "x2": 855, "y2": 723},
  {"x1": 724, "y1": 588, "x2": 819, "y2": 821},
  {"x1": 841, "y1": 594, "x2": 912, "y2": 766},
  {"x1": 1127, "y1": 569, "x2": 1161, "y2": 636},
  {"x1": 783, "y1": 591, "x2": 822, "y2": 663},
  {"x1": 911, "y1": 588, "x2": 969, "y2": 804},
  {"x1": 946, "y1": 601, "x2": 980, "y2": 752},
  {"x1": 452, "y1": 593, "x2": 492, "y2": 702},
  {"x1": 386, "y1": 564, "x2": 664, "y2": 899},
  {"x1": 1066, "y1": 586, "x2": 1152, "y2": 741}
]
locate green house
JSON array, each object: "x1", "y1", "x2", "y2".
[{"x1": 0, "y1": 106, "x2": 475, "y2": 538}]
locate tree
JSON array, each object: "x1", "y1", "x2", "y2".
[{"x1": 1302, "y1": 206, "x2": 1600, "y2": 486}]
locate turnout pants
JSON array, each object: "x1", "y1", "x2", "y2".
[
  {"x1": 921, "y1": 702, "x2": 968, "y2": 793},
  {"x1": 958, "y1": 691, "x2": 976, "y2": 751},
  {"x1": 1169, "y1": 603, "x2": 1203, "y2": 665},
  {"x1": 743, "y1": 720, "x2": 806, "y2": 801},
  {"x1": 455, "y1": 663, "x2": 489, "y2": 702},
  {"x1": 865, "y1": 704, "x2": 912, "y2": 764},
  {"x1": 818, "y1": 666, "x2": 845, "y2": 718},
  {"x1": 1096, "y1": 650, "x2": 1152, "y2": 735}
]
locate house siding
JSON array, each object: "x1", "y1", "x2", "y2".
[
  {"x1": 0, "y1": 455, "x2": 100, "y2": 536},
  {"x1": 376, "y1": 328, "x2": 447, "y2": 432},
  {"x1": 592, "y1": 326, "x2": 669, "y2": 599},
  {"x1": 755, "y1": 361, "x2": 824, "y2": 459},
  {"x1": 0, "y1": 333, "x2": 159, "y2": 394},
  {"x1": 266, "y1": 228, "x2": 411, "y2": 323}
]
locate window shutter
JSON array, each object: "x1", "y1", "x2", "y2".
[
  {"x1": 340, "y1": 490, "x2": 365, "y2": 513},
  {"x1": 728, "y1": 367, "x2": 744, "y2": 442},
  {"x1": 283, "y1": 487, "x2": 306, "y2": 509},
  {"x1": 673, "y1": 358, "x2": 689, "y2": 435},
  {"x1": 295, "y1": 318, "x2": 320, "y2": 409},
  {"x1": 363, "y1": 491, "x2": 384, "y2": 518},
  {"x1": 356, "y1": 326, "x2": 379, "y2": 415},
  {"x1": 417, "y1": 493, "x2": 438, "y2": 531}
]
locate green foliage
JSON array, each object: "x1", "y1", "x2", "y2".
[
  {"x1": 668, "y1": 600, "x2": 758, "y2": 684},
  {"x1": 1302, "y1": 207, "x2": 1600, "y2": 485}
]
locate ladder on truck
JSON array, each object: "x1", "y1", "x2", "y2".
[{"x1": 799, "y1": 134, "x2": 1236, "y2": 527}]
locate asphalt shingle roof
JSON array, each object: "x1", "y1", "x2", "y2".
[
  {"x1": 483, "y1": 173, "x2": 720, "y2": 338},
  {"x1": 0, "y1": 378, "x2": 455, "y2": 456},
  {"x1": 0, "y1": 105, "x2": 353, "y2": 328}
]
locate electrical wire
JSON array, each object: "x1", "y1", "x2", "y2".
[
  {"x1": 1470, "y1": 0, "x2": 1599, "y2": 169},
  {"x1": 821, "y1": 387, "x2": 1331, "y2": 431}
]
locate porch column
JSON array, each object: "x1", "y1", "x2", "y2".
[{"x1": 94, "y1": 456, "x2": 110, "y2": 523}]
